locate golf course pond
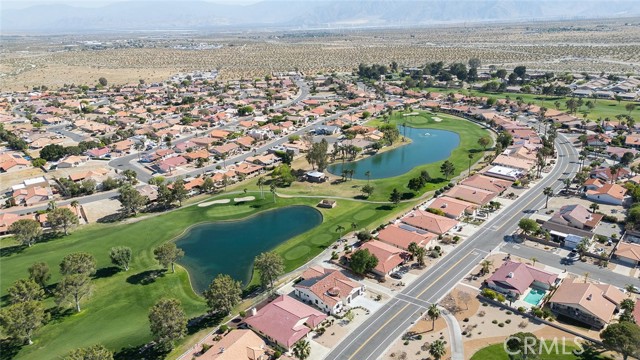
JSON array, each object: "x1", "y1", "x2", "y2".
[
  {"x1": 327, "y1": 126, "x2": 460, "y2": 179},
  {"x1": 175, "y1": 205, "x2": 323, "y2": 293}
]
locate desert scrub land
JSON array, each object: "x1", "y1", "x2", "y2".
[{"x1": 3, "y1": 17, "x2": 640, "y2": 90}]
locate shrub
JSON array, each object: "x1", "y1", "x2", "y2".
[
  {"x1": 274, "y1": 350, "x2": 282, "y2": 358},
  {"x1": 517, "y1": 306, "x2": 526, "y2": 313},
  {"x1": 404, "y1": 340, "x2": 409, "y2": 345},
  {"x1": 492, "y1": 319, "x2": 498, "y2": 324},
  {"x1": 481, "y1": 288, "x2": 497, "y2": 300},
  {"x1": 505, "y1": 319, "x2": 512, "y2": 324},
  {"x1": 496, "y1": 294, "x2": 506, "y2": 303},
  {"x1": 463, "y1": 318, "x2": 469, "y2": 322},
  {"x1": 498, "y1": 323, "x2": 504, "y2": 327},
  {"x1": 506, "y1": 311, "x2": 512, "y2": 315},
  {"x1": 239, "y1": 311, "x2": 246, "y2": 318},
  {"x1": 218, "y1": 324, "x2": 229, "y2": 333}
]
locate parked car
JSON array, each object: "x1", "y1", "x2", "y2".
[{"x1": 390, "y1": 272, "x2": 402, "y2": 280}]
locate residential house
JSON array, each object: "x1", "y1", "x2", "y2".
[
  {"x1": 211, "y1": 143, "x2": 240, "y2": 157},
  {"x1": 547, "y1": 204, "x2": 603, "y2": 231},
  {"x1": 590, "y1": 166, "x2": 630, "y2": 183},
  {"x1": 153, "y1": 156, "x2": 187, "y2": 174},
  {"x1": 85, "y1": 146, "x2": 111, "y2": 159},
  {"x1": 585, "y1": 183, "x2": 629, "y2": 206},
  {"x1": 549, "y1": 279, "x2": 625, "y2": 329},
  {"x1": 234, "y1": 162, "x2": 263, "y2": 178},
  {"x1": 199, "y1": 329, "x2": 268, "y2": 360},
  {"x1": 492, "y1": 154, "x2": 535, "y2": 172},
  {"x1": 460, "y1": 174, "x2": 512, "y2": 195},
  {"x1": 0, "y1": 153, "x2": 31, "y2": 172},
  {"x1": 0, "y1": 213, "x2": 36, "y2": 235},
  {"x1": 486, "y1": 260, "x2": 559, "y2": 299},
  {"x1": 444, "y1": 185, "x2": 496, "y2": 206},
  {"x1": 428, "y1": 196, "x2": 477, "y2": 219},
  {"x1": 12, "y1": 186, "x2": 53, "y2": 205},
  {"x1": 57, "y1": 155, "x2": 89, "y2": 168},
  {"x1": 244, "y1": 295, "x2": 326, "y2": 351},
  {"x1": 376, "y1": 224, "x2": 436, "y2": 250},
  {"x1": 613, "y1": 242, "x2": 640, "y2": 267},
  {"x1": 294, "y1": 267, "x2": 365, "y2": 315},
  {"x1": 484, "y1": 165, "x2": 524, "y2": 181},
  {"x1": 401, "y1": 210, "x2": 459, "y2": 235},
  {"x1": 358, "y1": 240, "x2": 408, "y2": 277}
]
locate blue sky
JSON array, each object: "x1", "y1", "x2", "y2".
[{"x1": 1, "y1": 0, "x2": 262, "y2": 10}]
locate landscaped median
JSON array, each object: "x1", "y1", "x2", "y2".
[{"x1": 0, "y1": 193, "x2": 415, "y2": 360}]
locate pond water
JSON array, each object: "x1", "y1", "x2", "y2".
[
  {"x1": 176, "y1": 205, "x2": 322, "y2": 293},
  {"x1": 327, "y1": 127, "x2": 459, "y2": 180}
]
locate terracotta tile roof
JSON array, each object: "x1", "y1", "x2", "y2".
[
  {"x1": 359, "y1": 240, "x2": 407, "y2": 275},
  {"x1": 487, "y1": 260, "x2": 558, "y2": 295},
  {"x1": 428, "y1": 196, "x2": 477, "y2": 218},
  {"x1": 461, "y1": 174, "x2": 512, "y2": 193},
  {"x1": 245, "y1": 295, "x2": 326, "y2": 349},
  {"x1": 586, "y1": 183, "x2": 627, "y2": 201},
  {"x1": 549, "y1": 279, "x2": 624, "y2": 323},
  {"x1": 444, "y1": 185, "x2": 496, "y2": 206},
  {"x1": 294, "y1": 269, "x2": 361, "y2": 307},
  {"x1": 549, "y1": 204, "x2": 603, "y2": 229},
  {"x1": 199, "y1": 329, "x2": 267, "y2": 360},
  {"x1": 376, "y1": 224, "x2": 435, "y2": 250},
  {"x1": 401, "y1": 210, "x2": 458, "y2": 235},
  {"x1": 615, "y1": 242, "x2": 640, "y2": 262}
]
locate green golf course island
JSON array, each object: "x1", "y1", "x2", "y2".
[
  {"x1": 470, "y1": 341, "x2": 603, "y2": 360},
  {"x1": 0, "y1": 111, "x2": 491, "y2": 360},
  {"x1": 176, "y1": 205, "x2": 323, "y2": 293}
]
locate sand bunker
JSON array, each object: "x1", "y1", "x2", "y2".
[
  {"x1": 198, "y1": 199, "x2": 231, "y2": 207},
  {"x1": 233, "y1": 196, "x2": 255, "y2": 202},
  {"x1": 432, "y1": 116, "x2": 443, "y2": 122}
]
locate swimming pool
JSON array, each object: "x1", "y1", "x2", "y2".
[{"x1": 523, "y1": 288, "x2": 546, "y2": 305}]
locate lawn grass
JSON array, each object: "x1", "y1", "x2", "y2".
[
  {"x1": 423, "y1": 86, "x2": 636, "y2": 122},
  {"x1": 470, "y1": 341, "x2": 604, "y2": 360},
  {"x1": 275, "y1": 110, "x2": 492, "y2": 202},
  {"x1": 0, "y1": 194, "x2": 416, "y2": 360}
]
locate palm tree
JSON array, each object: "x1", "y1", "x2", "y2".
[
  {"x1": 609, "y1": 163, "x2": 622, "y2": 183},
  {"x1": 467, "y1": 152, "x2": 473, "y2": 176},
  {"x1": 625, "y1": 284, "x2": 636, "y2": 293},
  {"x1": 480, "y1": 260, "x2": 493, "y2": 275},
  {"x1": 563, "y1": 178, "x2": 572, "y2": 193},
  {"x1": 530, "y1": 257, "x2": 538, "y2": 267},
  {"x1": 589, "y1": 203, "x2": 600, "y2": 213},
  {"x1": 427, "y1": 303, "x2": 440, "y2": 330},
  {"x1": 47, "y1": 200, "x2": 57, "y2": 211},
  {"x1": 269, "y1": 183, "x2": 276, "y2": 203},
  {"x1": 429, "y1": 339, "x2": 446, "y2": 360},
  {"x1": 365, "y1": 170, "x2": 371, "y2": 185},
  {"x1": 543, "y1": 187, "x2": 553, "y2": 208},
  {"x1": 351, "y1": 222, "x2": 358, "y2": 232},
  {"x1": 583, "y1": 272, "x2": 590, "y2": 283},
  {"x1": 257, "y1": 177, "x2": 265, "y2": 199},
  {"x1": 70, "y1": 200, "x2": 79, "y2": 210},
  {"x1": 415, "y1": 247, "x2": 426, "y2": 268},
  {"x1": 293, "y1": 340, "x2": 311, "y2": 360},
  {"x1": 335, "y1": 225, "x2": 346, "y2": 238}
]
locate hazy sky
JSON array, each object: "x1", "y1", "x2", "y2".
[{"x1": 1, "y1": 0, "x2": 262, "y2": 10}]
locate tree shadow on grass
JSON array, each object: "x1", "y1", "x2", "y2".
[
  {"x1": 114, "y1": 343, "x2": 166, "y2": 360},
  {"x1": 126, "y1": 269, "x2": 166, "y2": 285},
  {"x1": 401, "y1": 192, "x2": 415, "y2": 200},
  {"x1": 187, "y1": 312, "x2": 225, "y2": 335},
  {"x1": 375, "y1": 205, "x2": 394, "y2": 211},
  {"x1": 46, "y1": 306, "x2": 75, "y2": 325},
  {"x1": 0, "y1": 338, "x2": 23, "y2": 360},
  {"x1": 0, "y1": 245, "x2": 25, "y2": 258},
  {"x1": 97, "y1": 212, "x2": 126, "y2": 224},
  {"x1": 93, "y1": 266, "x2": 120, "y2": 279}
]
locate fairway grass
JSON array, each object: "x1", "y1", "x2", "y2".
[
  {"x1": 277, "y1": 110, "x2": 493, "y2": 202},
  {"x1": 0, "y1": 195, "x2": 415, "y2": 359},
  {"x1": 470, "y1": 341, "x2": 603, "y2": 360}
]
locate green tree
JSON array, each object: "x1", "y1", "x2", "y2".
[
  {"x1": 254, "y1": 251, "x2": 284, "y2": 290},
  {"x1": 415, "y1": 247, "x2": 426, "y2": 267},
  {"x1": 148, "y1": 298, "x2": 187, "y2": 351},
  {"x1": 0, "y1": 300, "x2": 47, "y2": 345},
  {"x1": 600, "y1": 322, "x2": 640, "y2": 360},
  {"x1": 157, "y1": 183, "x2": 174, "y2": 209},
  {"x1": 202, "y1": 177, "x2": 214, "y2": 193},
  {"x1": 589, "y1": 203, "x2": 600, "y2": 213},
  {"x1": 60, "y1": 252, "x2": 97, "y2": 276},
  {"x1": 389, "y1": 188, "x2": 402, "y2": 205},
  {"x1": 477, "y1": 136, "x2": 491, "y2": 150},
  {"x1": 427, "y1": 303, "x2": 440, "y2": 330},
  {"x1": 440, "y1": 160, "x2": 455, "y2": 180},
  {"x1": 293, "y1": 339, "x2": 311, "y2": 360},
  {"x1": 379, "y1": 123, "x2": 400, "y2": 145},
  {"x1": 9, "y1": 219, "x2": 42, "y2": 247},
  {"x1": 543, "y1": 187, "x2": 553, "y2": 208},
  {"x1": 305, "y1": 139, "x2": 329, "y2": 171},
  {"x1": 48, "y1": 207, "x2": 79, "y2": 235},
  {"x1": 63, "y1": 344, "x2": 114, "y2": 360},
  {"x1": 122, "y1": 169, "x2": 138, "y2": 185},
  {"x1": 28, "y1": 262, "x2": 51, "y2": 292},
  {"x1": 171, "y1": 179, "x2": 189, "y2": 207},
  {"x1": 118, "y1": 184, "x2": 148, "y2": 216},
  {"x1": 31, "y1": 158, "x2": 46, "y2": 167},
  {"x1": 204, "y1": 274, "x2": 242, "y2": 315},
  {"x1": 349, "y1": 248, "x2": 379, "y2": 275},
  {"x1": 39, "y1": 144, "x2": 66, "y2": 161},
  {"x1": 480, "y1": 260, "x2": 493, "y2": 275},
  {"x1": 153, "y1": 243, "x2": 184, "y2": 273},
  {"x1": 428, "y1": 339, "x2": 446, "y2": 360},
  {"x1": 518, "y1": 218, "x2": 539, "y2": 235},
  {"x1": 55, "y1": 274, "x2": 92, "y2": 312},
  {"x1": 98, "y1": 77, "x2": 108, "y2": 87},
  {"x1": 361, "y1": 184, "x2": 375, "y2": 198},
  {"x1": 408, "y1": 176, "x2": 426, "y2": 192},
  {"x1": 7, "y1": 278, "x2": 44, "y2": 304},
  {"x1": 109, "y1": 246, "x2": 132, "y2": 271},
  {"x1": 497, "y1": 131, "x2": 513, "y2": 148},
  {"x1": 506, "y1": 332, "x2": 539, "y2": 360},
  {"x1": 257, "y1": 177, "x2": 266, "y2": 199}
]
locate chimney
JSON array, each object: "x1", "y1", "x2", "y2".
[
  {"x1": 507, "y1": 272, "x2": 514, "y2": 278},
  {"x1": 219, "y1": 347, "x2": 225, "y2": 353},
  {"x1": 586, "y1": 294, "x2": 592, "y2": 301},
  {"x1": 250, "y1": 307, "x2": 257, "y2": 316}
]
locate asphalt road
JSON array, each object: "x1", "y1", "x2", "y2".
[{"x1": 324, "y1": 134, "x2": 581, "y2": 360}]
